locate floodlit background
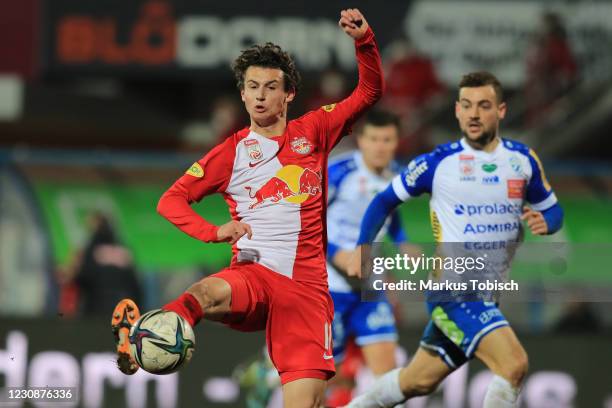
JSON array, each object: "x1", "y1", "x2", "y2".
[{"x1": 0, "y1": 1, "x2": 611, "y2": 407}]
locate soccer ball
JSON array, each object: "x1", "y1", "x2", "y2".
[{"x1": 129, "y1": 309, "x2": 196, "y2": 374}]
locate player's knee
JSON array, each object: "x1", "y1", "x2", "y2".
[
  {"x1": 501, "y1": 350, "x2": 529, "y2": 388},
  {"x1": 187, "y1": 278, "x2": 230, "y2": 315}
]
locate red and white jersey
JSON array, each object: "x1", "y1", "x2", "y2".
[{"x1": 158, "y1": 28, "x2": 383, "y2": 286}]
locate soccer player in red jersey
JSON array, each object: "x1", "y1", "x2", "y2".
[{"x1": 111, "y1": 8, "x2": 383, "y2": 407}]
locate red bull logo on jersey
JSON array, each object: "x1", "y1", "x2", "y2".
[
  {"x1": 290, "y1": 137, "x2": 313, "y2": 155},
  {"x1": 245, "y1": 165, "x2": 322, "y2": 209}
]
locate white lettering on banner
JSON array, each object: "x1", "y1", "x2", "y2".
[
  {"x1": 178, "y1": 16, "x2": 355, "y2": 70},
  {"x1": 0, "y1": 332, "x2": 178, "y2": 408},
  {"x1": 82, "y1": 353, "x2": 178, "y2": 408},
  {"x1": 0, "y1": 330, "x2": 591, "y2": 406},
  {"x1": 406, "y1": 1, "x2": 612, "y2": 86},
  {"x1": 125, "y1": 362, "x2": 178, "y2": 408},
  {"x1": 203, "y1": 378, "x2": 240, "y2": 403},
  {"x1": 0, "y1": 331, "x2": 27, "y2": 388},
  {"x1": 442, "y1": 364, "x2": 468, "y2": 408},
  {"x1": 468, "y1": 370, "x2": 494, "y2": 408},
  {"x1": 525, "y1": 372, "x2": 577, "y2": 408},
  {"x1": 28, "y1": 352, "x2": 80, "y2": 392},
  {"x1": 82, "y1": 353, "x2": 127, "y2": 408}
]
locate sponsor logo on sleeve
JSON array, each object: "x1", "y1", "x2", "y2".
[
  {"x1": 404, "y1": 160, "x2": 428, "y2": 187},
  {"x1": 185, "y1": 162, "x2": 204, "y2": 177}
]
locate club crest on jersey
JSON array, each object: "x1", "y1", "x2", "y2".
[
  {"x1": 244, "y1": 139, "x2": 263, "y2": 161},
  {"x1": 291, "y1": 136, "x2": 312, "y2": 155},
  {"x1": 459, "y1": 154, "x2": 476, "y2": 181},
  {"x1": 509, "y1": 156, "x2": 523, "y2": 176}
]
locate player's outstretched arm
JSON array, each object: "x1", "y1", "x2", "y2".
[
  {"x1": 315, "y1": 9, "x2": 384, "y2": 151},
  {"x1": 338, "y1": 8, "x2": 383, "y2": 105}
]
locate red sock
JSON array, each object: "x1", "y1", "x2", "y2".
[{"x1": 162, "y1": 292, "x2": 204, "y2": 327}]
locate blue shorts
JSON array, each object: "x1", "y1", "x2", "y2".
[
  {"x1": 330, "y1": 291, "x2": 398, "y2": 362},
  {"x1": 420, "y1": 301, "x2": 509, "y2": 369}
]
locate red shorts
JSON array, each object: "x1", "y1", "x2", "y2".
[{"x1": 213, "y1": 262, "x2": 335, "y2": 385}]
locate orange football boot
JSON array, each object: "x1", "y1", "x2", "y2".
[{"x1": 111, "y1": 298, "x2": 141, "y2": 374}]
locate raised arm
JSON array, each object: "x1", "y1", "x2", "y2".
[{"x1": 316, "y1": 9, "x2": 384, "y2": 151}]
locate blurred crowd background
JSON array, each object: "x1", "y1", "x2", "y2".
[{"x1": 1, "y1": 0, "x2": 612, "y2": 335}]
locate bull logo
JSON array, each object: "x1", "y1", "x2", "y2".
[
  {"x1": 245, "y1": 165, "x2": 322, "y2": 209},
  {"x1": 290, "y1": 136, "x2": 312, "y2": 155}
]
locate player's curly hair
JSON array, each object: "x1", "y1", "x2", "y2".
[
  {"x1": 459, "y1": 71, "x2": 504, "y2": 103},
  {"x1": 232, "y1": 42, "x2": 301, "y2": 93}
]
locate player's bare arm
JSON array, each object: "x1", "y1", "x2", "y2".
[
  {"x1": 332, "y1": 249, "x2": 353, "y2": 273},
  {"x1": 520, "y1": 206, "x2": 548, "y2": 235},
  {"x1": 346, "y1": 245, "x2": 363, "y2": 279}
]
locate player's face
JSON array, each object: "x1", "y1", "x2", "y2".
[
  {"x1": 241, "y1": 66, "x2": 295, "y2": 127},
  {"x1": 357, "y1": 124, "x2": 399, "y2": 171},
  {"x1": 455, "y1": 86, "x2": 506, "y2": 147}
]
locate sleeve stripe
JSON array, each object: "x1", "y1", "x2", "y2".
[
  {"x1": 529, "y1": 149, "x2": 552, "y2": 192},
  {"x1": 530, "y1": 193, "x2": 558, "y2": 211},
  {"x1": 392, "y1": 176, "x2": 411, "y2": 201}
]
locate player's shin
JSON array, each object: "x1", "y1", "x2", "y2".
[
  {"x1": 162, "y1": 292, "x2": 204, "y2": 327},
  {"x1": 482, "y1": 375, "x2": 520, "y2": 408},
  {"x1": 345, "y1": 368, "x2": 405, "y2": 408}
]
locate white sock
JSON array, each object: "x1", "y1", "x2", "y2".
[
  {"x1": 483, "y1": 375, "x2": 520, "y2": 408},
  {"x1": 346, "y1": 368, "x2": 405, "y2": 408}
]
